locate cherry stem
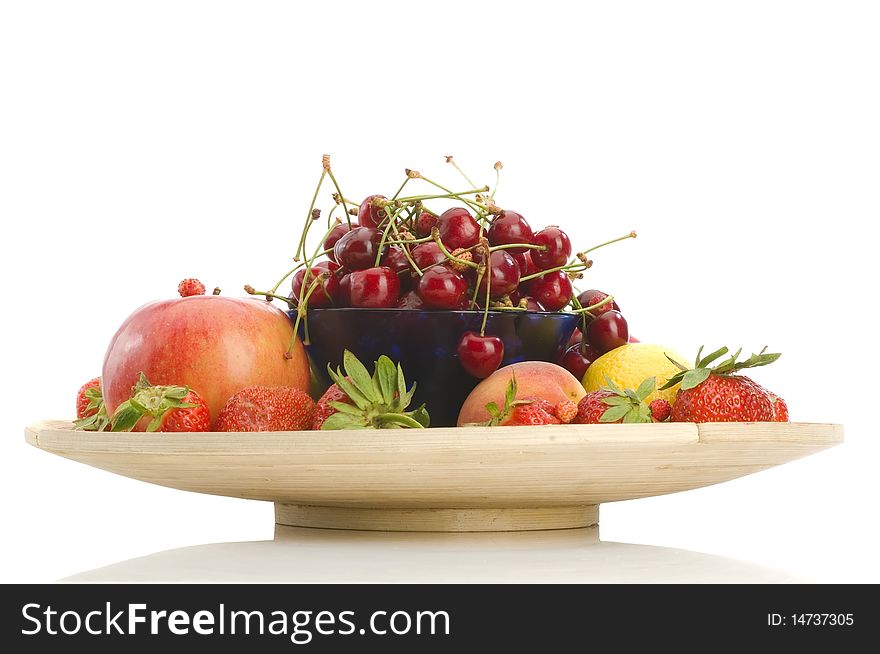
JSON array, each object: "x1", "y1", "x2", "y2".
[
  {"x1": 325, "y1": 167, "x2": 350, "y2": 228},
  {"x1": 583, "y1": 231, "x2": 638, "y2": 254},
  {"x1": 490, "y1": 164, "x2": 501, "y2": 200},
  {"x1": 268, "y1": 261, "x2": 307, "y2": 296},
  {"x1": 445, "y1": 156, "x2": 478, "y2": 189},
  {"x1": 479, "y1": 240, "x2": 492, "y2": 336},
  {"x1": 519, "y1": 262, "x2": 589, "y2": 283},
  {"x1": 413, "y1": 174, "x2": 484, "y2": 212},
  {"x1": 395, "y1": 187, "x2": 489, "y2": 203},
  {"x1": 570, "y1": 295, "x2": 615, "y2": 315},
  {"x1": 488, "y1": 242, "x2": 548, "y2": 253},
  {"x1": 388, "y1": 214, "x2": 423, "y2": 276},
  {"x1": 374, "y1": 205, "x2": 404, "y2": 267},
  {"x1": 244, "y1": 286, "x2": 291, "y2": 304},
  {"x1": 432, "y1": 228, "x2": 479, "y2": 269},
  {"x1": 295, "y1": 169, "x2": 327, "y2": 261},
  {"x1": 290, "y1": 272, "x2": 330, "y2": 349},
  {"x1": 391, "y1": 177, "x2": 410, "y2": 200}
]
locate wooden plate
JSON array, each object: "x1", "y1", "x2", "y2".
[{"x1": 25, "y1": 420, "x2": 842, "y2": 532}]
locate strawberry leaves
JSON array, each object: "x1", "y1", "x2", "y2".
[
  {"x1": 323, "y1": 350, "x2": 429, "y2": 430},
  {"x1": 73, "y1": 387, "x2": 111, "y2": 432},
  {"x1": 660, "y1": 346, "x2": 781, "y2": 391},
  {"x1": 110, "y1": 372, "x2": 199, "y2": 432},
  {"x1": 479, "y1": 374, "x2": 532, "y2": 426},
  {"x1": 599, "y1": 376, "x2": 655, "y2": 423}
]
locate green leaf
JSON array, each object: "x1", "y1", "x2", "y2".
[
  {"x1": 401, "y1": 381, "x2": 416, "y2": 410},
  {"x1": 603, "y1": 376, "x2": 624, "y2": 395},
  {"x1": 666, "y1": 355, "x2": 689, "y2": 372},
  {"x1": 375, "y1": 356, "x2": 397, "y2": 405},
  {"x1": 486, "y1": 402, "x2": 500, "y2": 417},
  {"x1": 163, "y1": 386, "x2": 190, "y2": 400},
  {"x1": 659, "y1": 371, "x2": 686, "y2": 390},
  {"x1": 681, "y1": 367, "x2": 712, "y2": 390},
  {"x1": 622, "y1": 409, "x2": 644, "y2": 424},
  {"x1": 332, "y1": 372, "x2": 371, "y2": 410},
  {"x1": 409, "y1": 405, "x2": 430, "y2": 428},
  {"x1": 396, "y1": 363, "x2": 408, "y2": 408},
  {"x1": 599, "y1": 404, "x2": 630, "y2": 423},
  {"x1": 110, "y1": 401, "x2": 143, "y2": 432},
  {"x1": 635, "y1": 377, "x2": 656, "y2": 401},
  {"x1": 343, "y1": 350, "x2": 380, "y2": 402},
  {"x1": 505, "y1": 375, "x2": 518, "y2": 409},
  {"x1": 320, "y1": 412, "x2": 367, "y2": 430},
  {"x1": 145, "y1": 415, "x2": 163, "y2": 432},
  {"x1": 624, "y1": 389, "x2": 641, "y2": 402},
  {"x1": 693, "y1": 345, "x2": 704, "y2": 369},
  {"x1": 327, "y1": 401, "x2": 364, "y2": 416},
  {"x1": 135, "y1": 372, "x2": 152, "y2": 390},
  {"x1": 639, "y1": 403, "x2": 652, "y2": 421},
  {"x1": 377, "y1": 413, "x2": 426, "y2": 429},
  {"x1": 696, "y1": 346, "x2": 728, "y2": 369},
  {"x1": 601, "y1": 396, "x2": 631, "y2": 406},
  {"x1": 84, "y1": 387, "x2": 103, "y2": 401}
]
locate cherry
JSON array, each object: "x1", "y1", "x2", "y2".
[
  {"x1": 416, "y1": 211, "x2": 438, "y2": 238},
  {"x1": 357, "y1": 195, "x2": 388, "y2": 229},
  {"x1": 333, "y1": 226, "x2": 382, "y2": 271},
  {"x1": 531, "y1": 226, "x2": 572, "y2": 270},
  {"x1": 527, "y1": 270, "x2": 573, "y2": 311},
  {"x1": 396, "y1": 290, "x2": 425, "y2": 310},
  {"x1": 560, "y1": 342, "x2": 597, "y2": 380},
  {"x1": 577, "y1": 289, "x2": 620, "y2": 316},
  {"x1": 457, "y1": 331, "x2": 504, "y2": 379},
  {"x1": 417, "y1": 265, "x2": 469, "y2": 309},
  {"x1": 410, "y1": 242, "x2": 447, "y2": 270},
  {"x1": 629, "y1": 335, "x2": 640, "y2": 343},
  {"x1": 290, "y1": 262, "x2": 341, "y2": 308},
  {"x1": 337, "y1": 273, "x2": 352, "y2": 307},
  {"x1": 348, "y1": 266, "x2": 400, "y2": 308},
  {"x1": 567, "y1": 328, "x2": 583, "y2": 348},
  {"x1": 475, "y1": 250, "x2": 521, "y2": 299},
  {"x1": 487, "y1": 210, "x2": 534, "y2": 254},
  {"x1": 512, "y1": 251, "x2": 539, "y2": 278},
  {"x1": 586, "y1": 310, "x2": 629, "y2": 355},
  {"x1": 324, "y1": 224, "x2": 352, "y2": 262},
  {"x1": 380, "y1": 246, "x2": 413, "y2": 291},
  {"x1": 437, "y1": 207, "x2": 480, "y2": 249}
]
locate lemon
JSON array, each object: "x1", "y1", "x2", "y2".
[{"x1": 583, "y1": 343, "x2": 688, "y2": 405}]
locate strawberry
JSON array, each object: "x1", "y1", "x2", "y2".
[
  {"x1": 74, "y1": 377, "x2": 111, "y2": 432},
  {"x1": 178, "y1": 278, "x2": 206, "y2": 297},
  {"x1": 662, "y1": 346, "x2": 781, "y2": 423},
  {"x1": 648, "y1": 399, "x2": 672, "y2": 422},
  {"x1": 319, "y1": 351, "x2": 430, "y2": 430},
  {"x1": 505, "y1": 402, "x2": 561, "y2": 426},
  {"x1": 575, "y1": 377, "x2": 662, "y2": 424},
  {"x1": 766, "y1": 391, "x2": 789, "y2": 422},
  {"x1": 554, "y1": 399, "x2": 579, "y2": 424},
  {"x1": 313, "y1": 383, "x2": 351, "y2": 430},
  {"x1": 110, "y1": 373, "x2": 211, "y2": 432},
  {"x1": 216, "y1": 386, "x2": 316, "y2": 432}
]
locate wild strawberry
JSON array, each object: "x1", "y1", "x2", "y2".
[
  {"x1": 216, "y1": 386, "x2": 316, "y2": 432},
  {"x1": 662, "y1": 346, "x2": 782, "y2": 423},
  {"x1": 766, "y1": 391, "x2": 789, "y2": 422},
  {"x1": 318, "y1": 351, "x2": 430, "y2": 430},
  {"x1": 178, "y1": 278, "x2": 206, "y2": 297},
  {"x1": 649, "y1": 399, "x2": 672, "y2": 422},
  {"x1": 110, "y1": 373, "x2": 211, "y2": 432},
  {"x1": 554, "y1": 399, "x2": 578, "y2": 424},
  {"x1": 74, "y1": 377, "x2": 111, "y2": 432}
]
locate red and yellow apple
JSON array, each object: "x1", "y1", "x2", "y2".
[
  {"x1": 102, "y1": 295, "x2": 309, "y2": 423},
  {"x1": 457, "y1": 361, "x2": 586, "y2": 426}
]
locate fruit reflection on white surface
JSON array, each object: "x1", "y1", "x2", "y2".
[{"x1": 65, "y1": 526, "x2": 803, "y2": 583}]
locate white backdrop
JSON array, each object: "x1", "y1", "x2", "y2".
[{"x1": 1, "y1": 0, "x2": 878, "y2": 582}]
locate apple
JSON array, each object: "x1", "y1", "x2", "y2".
[
  {"x1": 102, "y1": 295, "x2": 309, "y2": 424},
  {"x1": 457, "y1": 361, "x2": 586, "y2": 426}
]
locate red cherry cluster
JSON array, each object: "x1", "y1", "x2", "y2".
[
  {"x1": 249, "y1": 156, "x2": 636, "y2": 380},
  {"x1": 559, "y1": 289, "x2": 634, "y2": 380}
]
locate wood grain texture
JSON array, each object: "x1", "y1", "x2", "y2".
[{"x1": 25, "y1": 420, "x2": 842, "y2": 531}]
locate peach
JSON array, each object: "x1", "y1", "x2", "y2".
[{"x1": 457, "y1": 361, "x2": 586, "y2": 426}]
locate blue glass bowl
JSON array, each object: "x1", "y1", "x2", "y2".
[{"x1": 297, "y1": 309, "x2": 579, "y2": 427}]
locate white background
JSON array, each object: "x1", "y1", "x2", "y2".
[{"x1": 1, "y1": 0, "x2": 878, "y2": 582}]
